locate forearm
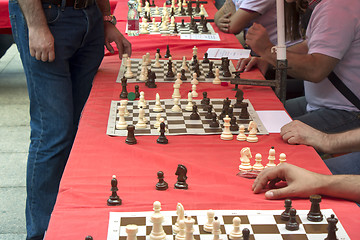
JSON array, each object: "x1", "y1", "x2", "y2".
[
  {"x1": 228, "y1": 9, "x2": 258, "y2": 34},
  {"x1": 320, "y1": 175, "x2": 360, "y2": 203},
  {"x1": 215, "y1": 0, "x2": 235, "y2": 26},
  {"x1": 18, "y1": 0, "x2": 48, "y2": 29},
  {"x1": 324, "y1": 129, "x2": 360, "y2": 154},
  {"x1": 97, "y1": 0, "x2": 111, "y2": 15}
]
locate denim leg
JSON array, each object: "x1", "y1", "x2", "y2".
[
  {"x1": 284, "y1": 96, "x2": 308, "y2": 119},
  {"x1": 9, "y1": 1, "x2": 104, "y2": 239},
  {"x1": 325, "y1": 152, "x2": 360, "y2": 175}
]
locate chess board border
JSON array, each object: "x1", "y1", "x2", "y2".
[
  {"x1": 106, "y1": 98, "x2": 269, "y2": 137},
  {"x1": 140, "y1": 6, "x2": 209, "y2": 18},
  {"x1": 116, "y1": 59, "x2": 237, "y2": 84},
  {"x1": 107, "y1": 209, "x2": 350, "y2": 240},
  {"x1": 138, "y1": 22, "x2": 216, "y2": 36}
]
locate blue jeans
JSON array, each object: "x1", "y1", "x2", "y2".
[
  {"x1": 285, "y1": 97, "x2": 360, "y2": 133},
  {"x1": 9, "y1": 1, "x2": 104, "y2": 239},
  {"x1": 325, "y1": 152, "x2": 360, "y2": 175}
]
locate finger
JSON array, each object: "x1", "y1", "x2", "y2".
[
  {"x1": 224, "y1": 12, "x2": 232, "y2": 17},
  {"x1": 244, "y1": 58, "x2": 257, "y2": 72},
  {"x1": 238, "y1": 58, "x2": 249, "y2": 71},
  {"x1": 264, "y1": 186, "x2": 294, "y2": 200},
  {"x1": 30, "y1": 48, "x2": 36, "y2": 58},
  {"x1": 115, "y1": 41, "x2": 124, "y2": 58},
  {"x1": 48, "y1": 49, "x2": 55, "y2": 62},
  {"x1": 35, "y1": 51, "x2": 42, "y2": 61},
  {"x1": 124, "y1": 42, "x2": 132, "y2": 57},
  {"x1": 105, "y1": 41, "x2": 115, "y2": 54},
  {"x1": 41, "y1": 51, "x2": 49, "y2": 62}
]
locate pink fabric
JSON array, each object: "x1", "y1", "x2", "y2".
[{"x1": 0, "y1": 0, "x2": 11, "y2": 34}]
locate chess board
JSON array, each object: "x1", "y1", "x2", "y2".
[
  {"x1": 139, "y1": 22, "x2": 216, "y2": 36},
  {"x1": 106, "y1": 98, "x2": 268, "y2": 137},
  {"x1": 107, "y1": 209, "x2": 350, "y2": 240},
  {"x1": 116, "y1": 59, "x2": 236, "y2": 84},
  {"x1": 140, "y1": 6, "x2": 209, "y2": 18}
]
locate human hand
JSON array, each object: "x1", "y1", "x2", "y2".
[
  {"x1": 280, "y1": 120, "x2": 329, "y2": 153},
  {"x1": 252, "y1": 163, "x2": 325, "y2": 199},
  {"x1": 28, "y1": 26, "x2": 55, "y2": 62},
  {"x1": 217, "y1": 12, "x2": 232, "y2": 33},
  {"x1": 104, "y1": 22, "x2": 132, "y2": 58},
  {"x1": 237, "y1": 57, "x2": 269, "y2": 75},
  {"x1": 245, "y1": 23, "x2": 273, "y2": 56}
]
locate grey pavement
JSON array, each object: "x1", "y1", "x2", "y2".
[{"x1": 0, "y1": 44, "x2": 28, "y2": 239}]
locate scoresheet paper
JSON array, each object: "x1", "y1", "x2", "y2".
[
  {"x1": 257, "y1": 110, "x2": 292, "y2": 133},
  {"x1": 206, "y1": 48, "x2": 251, "y2": 59},
  {"x1": 180, "y1": 33, "x2": 220, "y2": 41}
]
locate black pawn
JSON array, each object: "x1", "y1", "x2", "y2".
[
  {"x1": 209, "y1": 112, "x2": 219, "y2": 128},
  {"x1": 180, "y1": 69, "x2": 187, "y2": 80},
  {"x1": 150, "y1": 0, "x2": 155, "y2": 6},
  {"x1": 173, "y1": 23, "x2": 179, "y2": 34},
  {"x1": 107, "y1": 176, "x2": 122, "y2": 206},
  {"x1": 242, "y1": 228, "x2": 250, "y2": 240},
  {"x1": 166, "y1": 61, "x2": 175, "y2": 78},
  {"x1": 281, "y1": 199, "x2": 292, "y2": 221},
  {"x1": 195, "y1": 0, "x2": 200, "y2": 13},
  {"x1": 193, "y1": 23, "x2": 199, "y2": 33},
  {"x1": 307, "y1": 194, "x2": 323, "y2": 222},
  {"x1": 157, "y1": 122, "x2": 168, "y2": 144},
  {"x1": 181, "y1": 19, "x2": 186, "y2": 28},
  {"x1": 194, "y1": 63, "x2": 201, "y2": 77},
  {"x1": 239, "y1": 102, "x2": 249, "y2": 119},
  {"x1": 125, "y1": 125, "x2": 137, "y2": 145},
  {"x1": 164, "y1": 44, "x2": 171, "y2": 58},
  {"x1": 135, "y1": 85, "x2": 140, "y2": 98},
  {"x1": 156, "y1": 48, "x2": 161, "y2": 58},
  {"x1": 120, "y1": 76, "x2": 128, "y2": 99},
  {"x1": 205, "y1": 61, "x2": 215, "y2": 78},
  {"x1": 156, "y1": 171, "x2": 168, "y2": 190},
  {"x1": 205, "y1": 105, "x2": 213, "y2": 119},
  {"x1": 230, "y1": 116, "x2": 239, "y2": 131},
  {"x1": 190, "y1": 104, "x2": 200, "y2": 120},
  {"x1": 325, "y1": 214, "x2": 338, "y2": 240},
  {"x1": 201, "y1": 91, "x2": 208, "y2": 104},
  {"x1": 85, "y1": 236, "x2": 93, "y2": 240},
  {"x1": 286, "y1": 208, "x2": 299, "y2": 231},
  {"x1": 202, "y1": 18, "x2": 209, "y2": 33},
  {"x1": 175, "y1": 164, "x2": 188, "y2": 189},
  {"x1": 202, "y1": 52, "x2": 209, "y2": 63}
]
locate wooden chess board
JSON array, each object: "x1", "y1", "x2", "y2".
[
  {"x1": 139, "y1": 22, "x2": 216, "y2": 36},
  {"x1": 116, "y1": 59, "x2": 236, "y2": 84},
  {"x1": 107, "y1": 209, "x2": 350, "y2": 240},
  {"x1": 106, "y1": 98, "x2": 268, "y2": 137},
  {"x1": 140, "y1": 6, "x2": 209, "y2": 18}
]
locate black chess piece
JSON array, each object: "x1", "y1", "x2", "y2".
[
  {"x1": 227, "y1": 106, "x2": 233, "y2": 119},
  {"x1": 166, "y1": 61, "x2": 175, "y2": 78},
  {"x1": 202, "y1": 98, "x2": 210, "y2": 111},
  {"x1": 220, "y1": 57, "x2": 226, "y2": 71},
  {"x1": 194, "y1": 63, "x2": 201, "y2": 77},
  {"x1": 174, "y1": 164, "x2": 188, "y2": 189},
  {"x1": 180, "y1": 69, "x2": 187, "y2": 80},
  {"x1": 187, "y1": 1, "x2": 193, "y2": 15},
  {"x1": 195, "y1": 0, "x2": 200, "y2": 13},
  {"x1": 165, "y1": 0, "x2": 171, "y2": 5},
  {"x1": 209, "y1": 112, "x2": 219, "y2": 128},
  {"x1": 191, "y1": 54, "x2": 198, "y2": 66},
  {"x1": 164, "y1": 44, "x2": 171, "y2": 58},
  {"x1": 205, "y1": 61, "x2": 215, "y2": 78},
  {"x1": 141, "y1": 0, "x2": 146, "y2": 7},
  {"x1": 181, "y1": 19, "x2": 186, "y2": 28},
  {"x1": 120, "y1": 76, "x2": 128, "y2": 99},
  {"x1": 193, "y1": 23, "x2": 199, "y2": 33},
  {"x1": 242, "y1": 228, "x2": 250, "y2": 240},
  {"x1": 239, "y1": 102, "x2": 249, "y2": 119},
  {"x1": 222, "y1": 58, "x2": 232, "y2": 77},
  {"x1": 230, "y1": 116, "x2": 239, "y2": 131},
  {"x1": 85, "y1": 236, "x2": 93, "y2": 240},
  {"x1": 170, "y1": 6, "x2": 175, "y2": 17},
  {"x1": 180, "y1": 5, "x2": 185, "y2": 15},
  {"x1": 135, "y1": 85, "x2": 140, "y2": 99},
  {"x1": 325, "y1": 214, "x2": 338, "y2": 240},
  {"x1": 201, "y1": 18, "x2": 209, "y2": 33},
  {"x1": 307, "y1": 195, "x2": 323, "y2": 222},
  {"x1": 281, "y1": 199, "x2": 292, "y2": 221},
  {"x1": 190, "y1": 104, "x2": 200, "y2": 120},
  {"x1": 286, "y1": 208, "x2": 299, "y2": 231},
  {"x1": 125, "y1": 125, "x2": 137, "y2": 145},
  {"x1": 157, "y1": 121, "x2": 168, "y2": 144},
  {"x1": 150, "y1": 0, "x2": 155, "y2": 7},
  {"x1": 201, "y1": 91, "x2": 208, "y2": 104},
  {"x1": 205, "y1": 104, "x2": 213, "y2": 119},
  {"x1": 200, "y1": 15, "x2": 205, "y2": 25},
  {"x1": 234, "y1": 89, "x2": 244, "y2": 108},
  {"x1": 107, "y1": 175, "x2": 122, "y2": 206},
  {"x1": 173, "y1": 23, "x2": 179, "y2": 34},
  {"x1": 202, "y1": 52, "x2": 209, "y2": 63},
  {"x1": 146, "y1": 70, "x2": 157, "y2": 88},
  {"x1": 156, "y1": 48, "x2": 161, "y2": 58},
  {"x1": 156, "y1": 171, "x2": 168, "y2": 190}
]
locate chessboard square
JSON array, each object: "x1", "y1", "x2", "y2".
[
  {"x1": 120, "y1": 236, "x2": 146, "y2": 240},
  {"x1": 278, "y1": 224, "x2": 306, "y2": 234},
  {"x1": 119, "y1": 225, "x2": 147, "y2": 236},
  {"x1": 298, "y1": 213, "x2": 327, "y2": 224},
  {"x1": 304, "y1": 234, "x2": 328, "y2": 240},
  {"x1": 145, "y1": 225, "x2": 173, "y2": 235},
  {"x1": 248, "y1": 215, "x2": 277, "y2": 225},
  {"x1": 204, "y1": 128, "x2": 222, "y2": 134},
  {"x1": 222, "y1": 215, "x2": 250, "y2": 225},
  {"x1": 274, "y1": 215, "x2": 302, "y2": 224},
  {"x1": 166, "y1": 112, "x2": 184, "y2": 117},
  {"x1": 281, "y1": 234, "x2": 309, "y2": 240},
  {"x1": 134, "y1": 128, "x2": 151, "y2": 134},
  {"x1": 185, "y1": 124, "x2": 204, "y2": 129},
  {"x1": 198, "y1": 225, "x2": 212, "y2": 235},
  {"x1": 252, "y1": 234, "x2": 283, "y2": 240},
  {"x1": 251, "y1": 224, "x2": 279, "y2": 234},
  {"x1": 120, "y1": 217, "x2": 146, "y2": 226},
  {"x1": 150, "y1": 128, "x2": 160, "y2": 135},
  {"x1": 168, "y1": 128, "x2": 186, "y2": 134},
  {"x1": 302, "y1": 224, "x2": 328, "y2": 234}
]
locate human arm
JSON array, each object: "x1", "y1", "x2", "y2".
[
  {"x1": 214, "y1": 0, "x2": 236, "y2": 33},
  {"x1": 281, "y1": 120, "x2": 360, "y2": 154},
  {"x1": 97, "y1": 0, "x2": 132, "y2": 58},
  {"x1": 18, "y1": 0, "x2": 55, "y2": 62},
  {"x1": 252, "y1": 163, "x2": 360, "y2": 203}
]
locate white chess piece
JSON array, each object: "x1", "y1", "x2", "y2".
[
  {"x1": 172, "y1": 83, "x2": 181, "y2": 99},
  {"x1": 154, "y1": 6, "x2": 160, "y2": 15},
  {"x1": 122, "y1": 53, "x2": 129, "y2": 62},
  {"x1": 229, "y1": 217, "x2": 242, "y2": 240},
  {"x1": 175, "y1": 220, "x2": 186, "y2": 240},
  {"x1": 137, "y1": 0, "x2": 142, "y2": 12},
  {"x1": 175, "y1": 73, "x2": 183, "y2": 85},
  {"x1": 171, "y1": 98, "x2": 182, "y2": 112},
  {"x1": 191, "y1": 72, "x2": 198, "y2": 85},
  {"x1": 203, "y1": 209, "x2": 215, "y2": 233},
  {"x1": 212, "y1": 217, "x2": 221, "y2": 240},
  {"x1": 185, "y1": 92, "x2": 194, "y2": 111},
  {"x1": 236, "y1": 124, "x2": 247, "y2": 141},
  {"x1": 125, "y1": 58, "x2": 134, "y2": 78},
  {"x1": 161, "y1": 17, "x2": 169, "y2": 30},
  {"x1": 146, "y1": 52, "x2": 151, "y2": 65},
  {"x1": 184, "y1": 216, "x2": 195, "y2": 240},
  {"x1": 191, "y1": 84, "x2": 198, "y2": 98},
  {"x1": 157, "y1": 118, "x2": 167, "y2": 133},
  {"x1": 252, "y1": 153, "x2": 264, "y2": 172},
  {"x1": 138, "y1": 91, "x2": 147, "y2": 108},
  {"x1": 278, "y1": 153, "x2": 287, "y2": 165},
  {"x1": 266, "y1": 147, "x2": 277, "y2": 168},
  {"x1": 141, "y1": 54, "x2": 147, "y2": 66},
  {"x1": 170, "y1": 16, "x2": 176, "y2": 27},
  {"x1": 139, "y1": 65, "x2": 148, "y2": 81},
  {"x1": 220, "y1": 115, "x2": 233, "y2": 140},
  {"x1": 140, "y1": 19, "x2": 149, "y2": 34},
  {"x1": 145, "y1": 1, "x2": 150, "y2": 12},
  {"x1": 135, "y1": 106, "x2": 147, "y2": 129},
  {"x1": 153, "y1": 93, "x2": 164, "y2": 112},
  {"x1": 126, "y1": 224, "x2": 138, "y2": 240},
  {"x1": 153, "y1": 52, "x2": 161, "y2": 67},
  {"x1": 246, "y1": 120, "x2": 258, "y2": 142},
  {"x1": 152, "y1": 19, "x2": 160, "y2": 32},
  {"x1": 239, "y1": 147, "x2": 252, "y2": 171},
  {"x1": 199, "y1": 4, "x2": 205, "y2": 15},
  {"x1": 212, "y1": 67, "x2": 221, "y2": 84},
  {"x1": 192, "y1": 46, "x2": 198, "y2": 57},
  {"x1": 173, "y1": 202, "x2": 185, "y2": 233},
  {"x1": 149, "y1": 201, "x2": 166, "y2": 240},
  {"x1": 116, "y1": 106, "x2": 128, "y2": 130},
  {"x1": 120, "y1": 100, "x2": 129, "y2": 116},
  {"x1": 154, "y1": 113, "x2": 162, "y2": 129},
  {"x1": 181, "y1": 56, "x2": 189, "y2": 71}
]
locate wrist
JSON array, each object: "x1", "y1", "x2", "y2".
[{"x1": 104, "y1": 15, "x2": 116, "y2": 25}]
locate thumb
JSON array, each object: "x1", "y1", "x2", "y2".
[
  {"x1": 105, "y1": 41, "x2": 115, "y2": 54},
  {"x1": 265, "y1": 187, "x2": 292, "y2": 199}
]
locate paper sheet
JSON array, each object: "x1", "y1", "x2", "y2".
[
  {"x1": 180, "y1": 33, "x2": 220, "y2": 41},
  {"x1": 206, "y1": 48, "x2": 251, "y2": 59},
  {"x1": 256, "y1": 111, "x2": 292, "y2": 133}
]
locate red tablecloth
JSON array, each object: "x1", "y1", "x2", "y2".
[{"x1": 45, "y1": 1, "x2": 360, "y2": 239}]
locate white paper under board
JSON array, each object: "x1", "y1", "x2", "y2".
[
  {"x1": 256, "y1": 111, "x2": 292, "y2": 133},
  {"x1": 180, "y1": 33, "x2": 220, "y2": 41},
  {"x1": 206, "y1": 48, "x2": 251, "y2": 59}
]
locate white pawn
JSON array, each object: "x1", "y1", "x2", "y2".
[
  {"x1": 220, "y1": 115, "x2": 233, "y2": 140},
  {"x1": 229, "y1": 217, "x2": 242, "y2": 240},
  {"x1": 181, "y1": 56, "x2": 189, "y2": 71},
  {"x1": 135, "y1": 106, "x2": 147, "y2": 129},
  {"x1": 246, "y1": 120, "x2": 258, "y2": 143},
  {"x1": 212, "y1": 216, "x2": 221, "y2": 240},
  {"x1": 141, "y1": 54, "x2": 147, "y2": 66},
  {"x1": 175, "y1": 220, "x2": 186, "y2": 240},
  {"x1": 161, "y1": 18, "x2": 168, "y2": 30},
  {"x1": 192, "y1": 46, "x2": 198, "y2": 57},
  {"x1": 175, "y1": 73, "x2": 183, "y2": 85},
  {"x1": 138, "y1": 91, "x2": 147, "y2": 108},
  {"x1": 122, "y1": 53, "x2": 129, "y2": 62},
  {"x1": 153, "y1": 93, "x2": 164, "y2": 112},
  {"x1": 152, "y1": 19, "x2": 160, "y2": 32},
  {"x1": 172, "y1": 98, "x2": 182, "y2": 112},
  {"x1": 212, "y1": 67, "x2": 221, "y2": 84},
  {"x1": 191, "y1": 85, "x2": 198, "y2": 98},
  {"x1": 184, "y1": 216, "x2": 195, "y2": 240},
  {"x1": 266, "y1": 147, "x2": 277, "y2": 168},
  {"x1": 137, "y1": 0, "x2": 142, "y2": 12},
  {"x1": 252, "y1": 153, "x2": 264, "y2": 172},
  {"x1": 185, "y1": 92, "x2": 193, "y2": 111},
  {"x1": 199, "y1": 4, "x2": 205, "y2": 15},
  {"x1": 125, "y1": 58, "x2": 134, "y2": 78},
  {"x1": 149, "y1": 201, "x2": 166, "y2": 240},
  {"x1": 191, "y1": 72, "x2": 198, "y2": 85},
  {"x1": 278, "y1": 153, "x2": 287, "y2": 165},
  {"x1": 239, "y1": 147, "x2": 252, "y2": 171},
  {"x1": 170, "y1": 16, "x2": 176, "y2": 27},
  {"x1": 116, "y1": 106, "x2": 128, "y2": 130},
  {"x1": 140, "y1": 19, "x2": 149, "y2": 34},
  {"x1": 126, "y1": 224, "x2": 138, "y2": 240},
  {"x1": 236, "y1": 124, "x2": 247, "y2": 141},
  {"x1": 144, "y1": 1, "x2": 150, "y2": 12},
  {"x1": 154, "y1": 113, "x2": 161, "y2": 129},
  {"x1": 153, "y1": 52, "x2": 161, "y2": 68},
  {"x1": 203, "y1": 209, "x2": 215, "y2": 233},
  {"x1": 139, "y1": 65, "x2": 148, "y2": 81},
  {"x1": 146, "y1": 52, "x2": 151, "y2": 65},
  {"x1": 172, "y1": 83, "x2": 181, "y2": 99},
  {"x1": 154, "y1": 6, "x2": 160, "y2": 15},
  {"x1": 120, "y1": 100, "x2": 129, "y2": 116}
]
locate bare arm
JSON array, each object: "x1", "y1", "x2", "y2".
[
  {"x1": 252, "y1": 163, "x2": 360, "y2": 203},
  {"x1": 214, "y1": 0, "x2": 236, "y2": 33},
  {"x1": 228, "y1": 9, "x2": 259, "y2": 34},
  {"x1": 18, "y1": 0, "x2": 55, "y2": 62}
]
